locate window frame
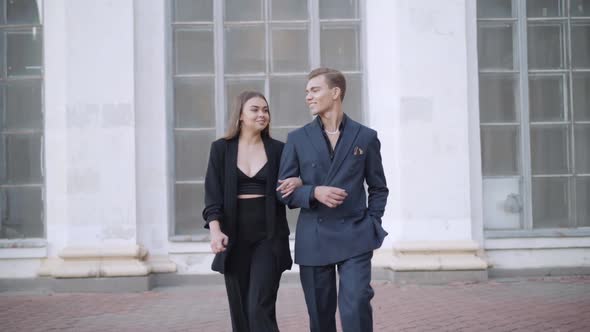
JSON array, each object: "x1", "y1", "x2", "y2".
[
  {"x1": 0, "y1": 0, "x2": 45, "y2": 241},
  {"x1": 168, "y1": 0, "x2": 367, "y2": 240},
  {"x1": 478, "y1": 0, "x2": 590, "y2": 238}
]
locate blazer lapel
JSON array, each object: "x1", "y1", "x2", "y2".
[
  {"x1": 262, "y1": 137, "x2": 276, "y2": 237},
  {"x1": 263, "y1": 136, "x2": 277, "y2": 197},
  {"x1": 304, "y1": 118, "x2": 331, "y2": 166},
  {"x1": 263, "y1": 137, "x2": 275, "y2": 176},
  {"x1": 325, "y1": 114, "x2": 361, "y2": 184},
  {"x1": 224, "y1": 138, "x2": 238, "y2": 236},
  {"x1": 226, "y1": 138, "x2": 238, "y2": 182}
]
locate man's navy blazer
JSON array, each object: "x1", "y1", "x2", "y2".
[{"x1": 278, "y1": 114, "x2": 388, "y2": 266}]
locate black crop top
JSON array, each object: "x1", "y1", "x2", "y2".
[{"x1": 237, "y1": 163, "x2": 267, "y2": 195}]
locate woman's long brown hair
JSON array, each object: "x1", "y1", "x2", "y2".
[{"x1": 224, "y1": 90, "x2": 271, "y2": 140}]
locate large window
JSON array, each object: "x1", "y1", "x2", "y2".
[
  {"x1": 477, "y1": 0, "x2": 590, "y2": 234},
  {"x1": 0, "y1": 0, "x2": 43, "y2": 239},
  {"x1": 171, "y1": 0, "x2": 365, "y2": 237}
]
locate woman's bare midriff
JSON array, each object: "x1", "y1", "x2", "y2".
[{"x1": 238, "y1": 194, "x2": 265, "y2": 199}]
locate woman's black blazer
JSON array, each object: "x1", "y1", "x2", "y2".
[{"x1": 202, "y1": 136, "x2": 293, "y2": 274}]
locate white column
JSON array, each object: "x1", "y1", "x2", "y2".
[
  {"x1": 64, "y1": 0, "x2": 136, "y2": 248},
  {"x1": 134, "y1": 0, "x2": 176, "y2": 272},
  {"x1": 41, "y1": 0, "x2": 170, "y2": 277},
  {"x1": 366, "y1": 0, "x2": 487, "y2": 272},
  {"x1": 44, "y1": 0, "x2": 68, "y2": 259}
]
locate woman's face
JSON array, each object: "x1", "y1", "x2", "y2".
[{"x1": 240, "y1": 97, "x2": 270, "y2": 133}]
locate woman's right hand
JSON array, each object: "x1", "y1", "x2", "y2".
[
  {"x1": 276, "y1": 177, "x2": 303, "y2": 198},
  {"x1": 209, "y1": 220, "x2": 229, "y2": 254}
]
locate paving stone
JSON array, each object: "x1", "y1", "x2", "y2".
[{"x1": 0, "y1": 276, "x2": 588, "y2": 331}]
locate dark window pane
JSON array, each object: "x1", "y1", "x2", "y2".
[
  {"x1": 320, "y1": 23, "x2": 360, "y2": 71},
  {"x1": 0, "y1": 186, "x2": 44, "y2": 239},
  {"x1": 479, "y1": 74, "x2": 518, "y2": 123},
  {"x1": 343, "y1": 73, "x2": 362, "y2": 123},
  {"x1": 7, "y1": 29, "x2": 43, "y2": 77},
  {"x1": 571, "y1": 0, "x2": 590, "y2": 16},
  {"x1": 174, "y1": 77, "x2": 215, "y2": 128},
  {"x1": 530, "y1": 126, "x2": 569, "y2": 175},
  {"x1": 271, "y1": 0, "x2": 307, "y2": 21},
  {"x1": 270, "y1": 126, "x2": 291, "y2": 143},
  {"x1": 477, "y1": 0, "x2": 514, "y2": 18},
  {"x1": 174, "y1": 28, "x2": 214, "y2": 74},
  {"x1": 576, "y1": 176, "x2": 590, "y2": 227},
  {"x1": 573, "y1": 73, "x2": 590, "y2": 121},
  {"x1": 529, "y1": 75, "x2": 564, "y2": 122},
  {"x1": 575, "y1": 124, "x2": 590, "y2": 174},
  {"x1": 526, "y1": 0, "x2": 564, "y2": 17},
  {"x1": 532, "y1": 177, "x2": 571, "y2": 228},
  {"x1": 477, "y1": 24, "x2": 516, "y2": 70},
  {"x1": 225, "y1": 0, "x2": 263, "y2": 21},
  {"x1": 224, "y1": 25, "x2": 266, "y2": 74},
  {"x1": 174, "y1": 130, "x2": 216, "y2": 181},
  {"x1": 527, "y1": 24, "x2": 564, "y2": 70},
  {"x1": 6, "y1": 0, "x2": 40, "y2": 24},
  {"x1": 3, "y1": 80, "x2": 43, "y2": 130},
  {"x1": 1, "y1": 133, "x2": 42, "y2": 185},
  {"x1": 269, "y1": 76, "x2": 310, "y2": 126},
  {"x1": 481, "y1": 126, "x2": 520, "y2": 176},
  {"x1": 271, "y1": 26, "x2": 309, "y2": 73},
  {"x1": 572, "y1": 24, "x2": 590, "y2": 69},
  {"x1": 174, "y1": 183, "x2": 205, "y2": 235},
  {"x1": 173, "y1": 0, "x2": 213, "y2": 22},
  {"x1": 319, "y1": 0, "x2": 358, "y2": 19}
]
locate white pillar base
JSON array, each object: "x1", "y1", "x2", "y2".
[
  {"x1": 38, "y1": 245, "x2": 176, "y2": 278},
  {"x1": 145, "y1": 255, "x2": 177, "y2": 274},
  {"x1": 374, "y1": 241, "x2": 488, "y2": 271}
]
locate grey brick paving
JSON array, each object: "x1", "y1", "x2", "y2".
[{"x1": 0, "y1": 275, "x2": 589, "y2": 331}]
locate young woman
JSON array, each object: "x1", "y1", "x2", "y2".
[{"x1": 202, "y1": 91, "x2": 301, "y2": 332}]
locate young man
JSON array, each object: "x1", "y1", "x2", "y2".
[{"x1": 276, "y1": 68, "x2": 388, "y2": 332}]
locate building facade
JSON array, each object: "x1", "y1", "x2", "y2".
[{"x1": 1, "y1": 0, "x2": 589, "y2": 282}]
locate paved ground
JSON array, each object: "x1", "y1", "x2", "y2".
[{"x1": 1, "y1": 275, "x2": 589, "y2": 332}]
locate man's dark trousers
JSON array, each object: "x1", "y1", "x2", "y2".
[{"x1": 300, "y1": 251, "x2": 374, "y2": 332}]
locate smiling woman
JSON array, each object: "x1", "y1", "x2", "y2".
[
  {"x1": 224, "y1": 91, "x2": 270, "y2": 141},
  {"x1": 202, "y1": 90, "x2": 301, "y2": 331}
]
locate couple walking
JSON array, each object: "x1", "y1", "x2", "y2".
[{"x1": 202, "y1": 67, "x2": 389, "y2": 332}]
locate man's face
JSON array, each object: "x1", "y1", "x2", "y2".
[{"x1": 305, "y1": 75, "x2": 338, "y2": 115}]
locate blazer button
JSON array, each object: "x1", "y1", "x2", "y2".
[
  {"x1": 318, "y1": 218, "x2": 323, "y2": 223},
  {"x1": 312, "y1": 163, "x2": 316, "y2": 168}
]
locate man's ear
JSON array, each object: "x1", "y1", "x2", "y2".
[{"x1": 332, "y1": 87, "x2": 341, "y2": 101}]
